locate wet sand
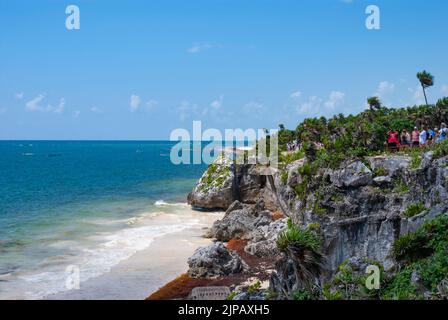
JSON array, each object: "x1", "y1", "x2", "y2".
[{"x1": 47, "y1": 212, "x2": 222, "y2": 300}]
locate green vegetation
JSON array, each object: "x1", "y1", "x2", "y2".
[
  {"x1": 383, "y1": 214, "x2": 448, "y2": 299},
  {"x1": 226, "y1": 292, "x2": 237, "y2": 300},
  {"x1": 403, "y1": 203, "x2": 426, "y2": 218},
  {"x1": 392, "y1": 178, "x2": 410, "y2": 195},
  {"x1": 410, "y1": 152, "x2": 422, "y2": 169},
  {"x1": 277, "y1": 219, "x2": 321, "y2": 252},
  {"x1": 373, "y1": 166, "x2": 388, "y2": 177},
  {"x1": 367, "y1": 96, "x2": 381, "y2": 111},
  {"x1": 276, "y1": 219, "x2": 324, "y2": 295},
  {"x1": 247, "y1": 281, "x2": 262, "y2": 295},
  {"x1": 279, "y1": 149, "x2": 305, "y2": 165},
  {"x1": 276, "y1": 93, "x2": 448, "y2": 172},
  {"x1": 198, "y1": 156, "x2": 231, "y2": 192}
]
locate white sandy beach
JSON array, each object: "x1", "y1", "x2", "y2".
[{"x1": 46, "y1": 211, "x2": 222, "y2": 300}]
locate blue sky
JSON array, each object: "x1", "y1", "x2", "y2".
[{"x1": 0, "y1": 0, "x2": 447, "y2": 140}]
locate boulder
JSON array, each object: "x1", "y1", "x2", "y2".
[
  {"x1": 187, "y1": 155, "x2": 234, "y2": 210},
  {"x1": 187, "y1": 242, "x2": 246, "y2": 278},
  {"x1": 210, "y1": 207, "x2": 269, "y2": 242},
  {"x1": 330, "y1": 161, "x2": 373, "y2": 188}
]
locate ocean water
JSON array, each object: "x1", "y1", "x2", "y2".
[{"x1": 0, "y1": 141, "x2": 208, "y2": 299}]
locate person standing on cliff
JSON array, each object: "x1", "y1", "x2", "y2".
[{"x1": 412, "y1": 127, "x2": 420, "y2": 147}]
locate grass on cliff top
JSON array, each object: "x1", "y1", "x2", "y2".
[{"x1": 276, "y1": 99, "x2": 448, "y2": 170}]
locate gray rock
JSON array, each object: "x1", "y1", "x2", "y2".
[
  {"x1": 187, "y1": 242, "x2": 246, "y2": 278},
  {"x1": 367, "y1": 155, "x2": 411, "y2": 177},
  {"x1": 210, "y1": 207, "x2": 257, "y2": 242},
  {"x1": 373, "y1": 176, "x2": 392, "y2": 185},
  {"x1": 330, "y1": 161, "x2": 373, "y2": 188},
  {"x1": 245, "y1": 218, "x2": 287, "y2": 258}
]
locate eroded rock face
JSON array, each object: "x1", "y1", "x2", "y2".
[
  {"x1": 187, "y1": 242, "x2": 246, "y2": 278},
  {"x1": 330, "y1": 161, "x2": 373, "y2": 188}
]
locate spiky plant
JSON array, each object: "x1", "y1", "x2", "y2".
[{"x1": 276, "y1": 219, "x2": 325, "y2": 297}]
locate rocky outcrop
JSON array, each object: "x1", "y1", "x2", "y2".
[
  {"x1": 187, "y1": 242, "x2": 247, "y2": 278},
  {"x1": 187, "y1": 149, "x2": 448, "y2": 299},
  {"x1": 187, "y1": 154, "x2": 273, "y2": 210},
  {"x1": 244, "y1": 218, "x2": 287, "y2": 258},
  {"x1": 329, "y1": 160, "x2": 373, "y2": 188},
  {"x1": 187, "y1": 155, "x2": 234, "y2": 210},
  {"x1": 210, "y1": 201, "x2": 273, "y2": 242}
]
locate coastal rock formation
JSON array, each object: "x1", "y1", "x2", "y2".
[
  {"x1": 187, "y1": 155, "x2": 234, "y2": 210},
  {"x1": 187, "y1": 147, "x2": 448, "y2": 299},
  {"x1": 187, "y1": 242, "x2": 246, "y2": 278}
]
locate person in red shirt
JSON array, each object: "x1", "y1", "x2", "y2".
[{"x1": 387, "y1": 129, "x2": 400, "y2": 152}]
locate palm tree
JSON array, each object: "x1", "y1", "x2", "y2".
[
  {"x1": 417, "y1": 70, "x2": 434, "y2": 105},
  {"x1": 367, "y1": 96, "x2": 381, "y2": 111}
]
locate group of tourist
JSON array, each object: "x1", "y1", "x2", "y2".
[{"x1": 387, "y1": 123, "x2": 448, "y2": 150}]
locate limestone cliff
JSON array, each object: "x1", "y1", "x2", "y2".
[{"x1": 186, "y1": 149, "x2": 448, "y2": 299}]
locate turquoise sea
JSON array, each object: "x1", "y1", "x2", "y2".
[{"x1": 0, "y1": 141, "x2": 208, "y2": 299}]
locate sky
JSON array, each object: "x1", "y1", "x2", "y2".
[{"x1": 0, "y1": 0, "x2": 447, "y2": 140}]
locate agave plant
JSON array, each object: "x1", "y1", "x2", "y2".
[{"x1": 275, "y1": 220, "x2": 325, "y2": 298}]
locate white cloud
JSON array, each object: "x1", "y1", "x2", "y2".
[
  {"x1": 243, "y1": 101, "x2": 265, "y2": 117},
  {"x1": 25, "y1": 94, "x2": 46, "y2": 111},
  {"x1": 290, "y1": 91, "x2": 302, "y2": 99},
  {"x1": 375, "y1": 81, "x2": 395, "y2": 98},
  {"x1": 90, "y1": 106, "x2": 102, "y2": 113},
  {"x1": 210, "y1": 95, "x2": 224, "y2": 110},
  {"x1": 146, "y1": 99, "x2": 159, "y2": 110},
  {"x1": 15, "y1": 92, "x2": 24, "y2": 100},
  {"x1": 408, "y1": 86, "x2": 426, "y2": 105},
  {"x1": 25, "y1": 94, "x2": 65, "y2": 113},
  {"x1": 73, "y1": 110, "x2": 81, "y2": 118},
  {"x1": 50, "y1": 98, "x2": 65, "y2": 114},
  {"x1": 297, "y1": 96, "x2": 322, "y2": 115},
  {"x1": 187, "y1": 43, "x2": 213, "y2": 54},
  {"x1": 296, "y1": 91, "x2": 346, "y2": 116},
  {"x1": 129, "y1": 94, "x2": 141, "y2": 112},
  {"x1": 0, "y1": 107, "x2": 7, "y2": 115},
  {"x1": 324, "y1": 91, "x2": 345, "y2": 110},
  {"x1": 441, "y1": 85, "x2": 448, "y2": 95},
  {"x1": 177, "y1": 100, "x2": 199, "y2": 121}
]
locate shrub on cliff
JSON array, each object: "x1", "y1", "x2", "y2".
[
  {"x1": 384, "y1": 214, "x2": 448, "y2": 299},
  {"x1": 275, "y1": 219, "x2": 324, "y2": 295}
]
